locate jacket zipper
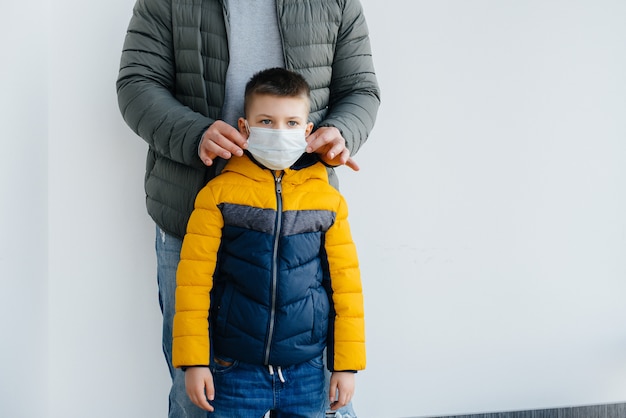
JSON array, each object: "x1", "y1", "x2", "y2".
[
  {"x1": 264, "y1": 171, "x2": 284, "y2": 365},
  {"x1": 275, "y1": 0, "x2": 288, "y2": 67}
]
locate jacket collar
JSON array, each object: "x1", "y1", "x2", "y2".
[{"x1": 223, "y1": 154, "x2": 329, "y2": 185}]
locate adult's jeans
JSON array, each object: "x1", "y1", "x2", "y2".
[{"x1": 156, "y1": 226, "x2": 357, "y2": 418}]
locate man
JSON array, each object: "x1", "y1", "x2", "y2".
[{"x1": 117, "y1": 0, "x2": 379, "y2": 416}]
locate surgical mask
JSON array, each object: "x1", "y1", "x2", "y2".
[{"x1": 245, "y1": 124, "x2": 307, "y2": 170}]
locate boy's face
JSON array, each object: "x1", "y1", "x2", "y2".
[{"x1": 238, "y1": 94, "x2": 314, "y2": 136}]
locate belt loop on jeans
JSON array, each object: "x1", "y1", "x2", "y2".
[{"x1": 268, "y1": 365, "x2": 286, "y2": 383}]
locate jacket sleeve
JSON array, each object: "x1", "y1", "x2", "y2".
[
  {"x1": 116, "y1": 0, "x2": 212, "y2": 169},
  {"x1": 324, "y1": 195, "x2": 366, "y2": 371},
  {"x1": 172, "y1": 186, "x2": 224, "y2": 368},
  {"x1": 318, "y1": 0, "x2": 381, "y2": 156}
]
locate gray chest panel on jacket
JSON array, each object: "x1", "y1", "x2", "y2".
[{"x1": 219, "y1": 203, "x2": 335, "y2": 236}]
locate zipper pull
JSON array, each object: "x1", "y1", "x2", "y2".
[{"x1": 274, "y1": 173, "x2": 283, "y2": 194}]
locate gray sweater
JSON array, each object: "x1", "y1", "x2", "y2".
[
  {"x1": 221, "y1": 0, "x2": 284, "y2": 127},
  {"x1": 117, "y1": 0, "x2": 381, "y2": 239}
]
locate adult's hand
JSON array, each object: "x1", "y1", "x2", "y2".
[
  {"x1": 306, "y1": 127, "x2": 360, "y2": 171},
  {"x1": 199, "y1": 120, "x2": 248, "y2": 166}
]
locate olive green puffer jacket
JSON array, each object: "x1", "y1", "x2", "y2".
[{"x1": 117, "y1": 0, "x2": 380, "y2": 239}]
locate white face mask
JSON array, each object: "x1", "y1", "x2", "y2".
[{"x1": 246, "y1": 125, "x2": 307, "y2": 170}]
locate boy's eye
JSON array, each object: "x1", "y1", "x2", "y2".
[
  {"x1": 287, "y1": 121, "x2": 298, "y2": 127},
  {"x1": 260, "y1": 119, "x2": 272, "y2": 125}
]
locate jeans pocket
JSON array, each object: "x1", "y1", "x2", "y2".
[
  {"x1": 210, "y1": 355, "x2": 238, "y2": 374},
  {"x1": 306, "y1": 354, "x2": 325, "y2": 370}
]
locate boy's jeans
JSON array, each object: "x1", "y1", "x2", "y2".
[
  {"x1": 156, "y1": 226, "x2": 356, "y2": 418},
  {"x1": 209, "y1": 355, "x2": 325, "y2": 417}
]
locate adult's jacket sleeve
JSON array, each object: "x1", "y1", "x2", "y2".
[
  {"x1": 318, "y1": 0, "x2": 381, "y2": 156},
  {"x1": 116, "y1": 0, "x2": 212, "y2": 170},
  {"x1": 324, "y1": 195, "x2": 366, "y2": 371}
]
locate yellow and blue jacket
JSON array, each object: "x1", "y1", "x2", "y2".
[{"x1": 172, "y1": 154, "x2": 365, "y2": 371}]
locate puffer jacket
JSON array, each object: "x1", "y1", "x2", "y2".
[
  {"x1": 116, "y1": 0, "x2": 381, "y2": 239},
  {"x1": 172, "y1": 155, "x2": 365, "y2": 371}
]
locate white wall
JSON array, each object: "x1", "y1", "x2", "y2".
[
  {"x1": 2, "y1": 1, "x2": 625, "y2": 418},
  {"x1": 47, "y1": 0, "x2": 170, "y2": 416},
  {"x1": 1, "y1": 3, "x2": 49, "y2": 418},
  {"x1": 345, "y1": 1, "x2": 626, "y2": 416}
]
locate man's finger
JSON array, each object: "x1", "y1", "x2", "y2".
[{"x1": 345, "y1": 157, "x2": 360, "y2": 171}]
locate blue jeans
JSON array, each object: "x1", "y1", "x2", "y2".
[
  {"x1": 209, "y1": 355, "x2": 325, "y2": 417},
  {"x1": 155, "y1": 226, "x2": 357, "y2": 418}
]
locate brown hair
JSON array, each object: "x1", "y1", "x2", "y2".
[{"x1": 244, "y1": 68, "x2": 311, "y2": 116}]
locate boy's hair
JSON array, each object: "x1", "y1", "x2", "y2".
[{"x1": 244, "y1": 67, "x2": 311, "y2": 115}]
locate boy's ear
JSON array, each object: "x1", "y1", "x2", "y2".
[
  {"x1": 238, "y1": 117, "x2": 249, "y2": 137},
  {"x1": 305, "y1": 122, "x2": 314, "y2": 137}
]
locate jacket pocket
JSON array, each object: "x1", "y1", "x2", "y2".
[
  {"x1": 311, "y1": 287, "x2": 330, "y2": 344},
  {"x1": 215, "y1": 284, "x2": 235, "y2": 336}
]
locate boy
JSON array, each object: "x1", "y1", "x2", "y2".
[{"x1": 172, "y1": 68, "x2": 365, "y2": 417}]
